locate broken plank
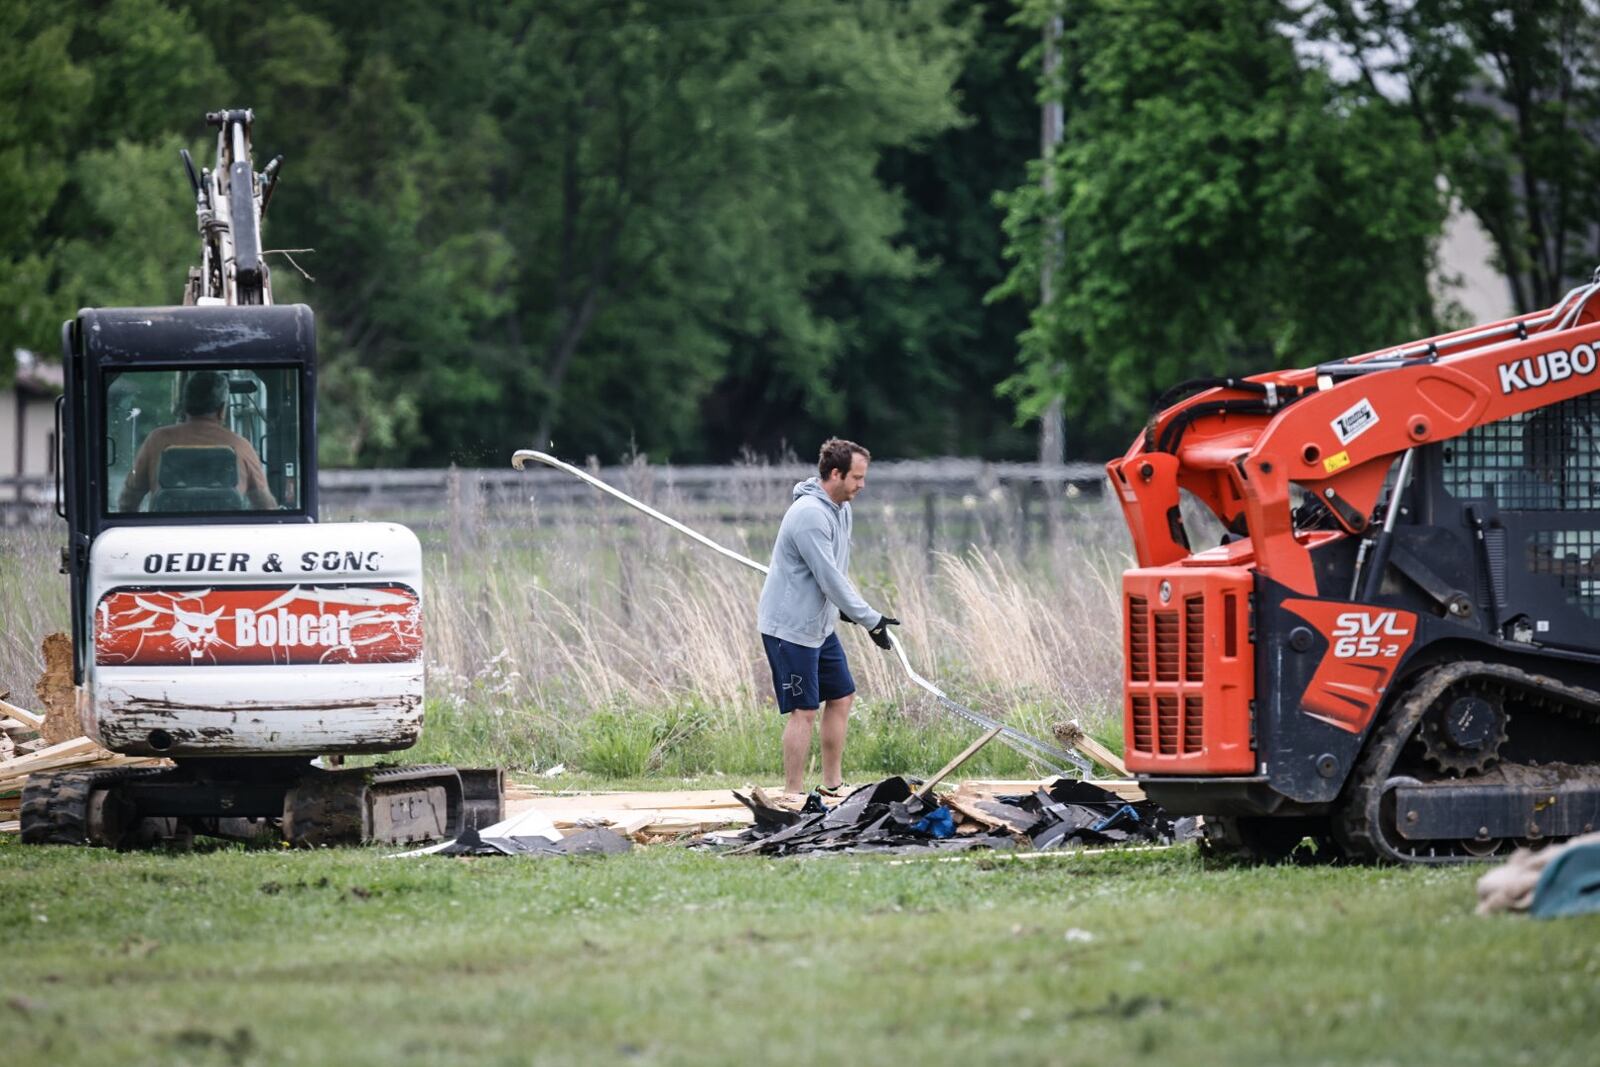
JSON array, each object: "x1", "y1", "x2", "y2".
[
  {"x1": 0, "y1": 698, "x2": 45, "y2": 730},
  {"x1": 0, "y1": 736, "x2": 106, "y2": 775},
  {"x1": 1051, "y1": 720, "x2": 1129, "y2": 777},
  {"x1": 1073, "y1": 735, "x2": 1128, "y2": 778},
  {"x1": 943, "y1": 791, "x2": 1035, "y2": 835},
  {"x1": 0, "y1": 752, "x2": 166, "y2": 795},
  {"x1": 917, "y1": 726, "x2": 1005, "y2": 801}
]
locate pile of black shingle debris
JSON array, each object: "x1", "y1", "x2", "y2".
[{"x1": 721, "y1": 776, "x2": 1190, "y2": 857}]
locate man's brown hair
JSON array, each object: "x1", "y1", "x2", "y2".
[{"x1": 818, "y1": 437, "x2": 870, "y2": 481}]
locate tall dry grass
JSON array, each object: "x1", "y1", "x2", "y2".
[
  {"x1": 0, "y1": 520, "x2": 67, "y2": 701},
  {"x1": 0, "y1": 467, "x2": 1133, "y2": 775}
]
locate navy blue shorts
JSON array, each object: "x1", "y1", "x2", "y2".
[{"x1": 762, "y1": 632, "x2": 855, "y2": 714}]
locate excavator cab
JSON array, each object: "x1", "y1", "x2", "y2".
[{"x1": 57, "y1": 304, "x2": 318, "y2": 683}]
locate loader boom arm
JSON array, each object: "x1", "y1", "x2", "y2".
[{"x1": 1108, "y1": 280, "x2": 1600, "y2": 595}]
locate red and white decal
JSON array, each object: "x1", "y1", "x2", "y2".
[
  {"x1": 95, "y1": 584, "x2": 421, "y2": 666},
  {"x1": 1329, "y1": 610, "x2": 1410, "y2": 659},
  {"x1": 1282, "y1": 599, "x2": 1418, "y2": 734}
]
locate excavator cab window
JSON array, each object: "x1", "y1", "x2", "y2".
[{"x1": 104, "y1": 366, "x2": 301, "y2": 515}]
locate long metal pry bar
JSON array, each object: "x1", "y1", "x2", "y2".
[{"x1": 511, "y1": 450, "x2": 1093, "y2": 776}]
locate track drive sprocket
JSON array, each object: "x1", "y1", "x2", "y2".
[{"x1": 1417, "y1": 683, "x2": 1510, "y2": 776}]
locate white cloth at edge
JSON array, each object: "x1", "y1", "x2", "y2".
[{"x1": 1475, "y1": 831, "x2": 1600, "y2": 915}]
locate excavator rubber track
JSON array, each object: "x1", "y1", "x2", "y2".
[
  {"x1": 282, "y1": 763, "x2": 468, "y2": 847},
  {"x1": 20, "y1": 765, "x2": 174, "y2": 847},
  {"x1": 22, "y1": 761, "x2": 498, "y2": 849}
]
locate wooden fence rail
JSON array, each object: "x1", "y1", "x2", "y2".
[{"x1": 2, "y1": 460, "x2": 1110, "y2": 533}]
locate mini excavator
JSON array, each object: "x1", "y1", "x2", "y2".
[
  {"x1": 21, "y1": 109, "x2": 501, "y2": 848},
  {"x1": 1113, "y1": 277, "x2": 1600, "y2": 863}
]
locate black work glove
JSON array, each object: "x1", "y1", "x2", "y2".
[{"x1": 867, "y1": 616, "x2": 900, "y2": 650}]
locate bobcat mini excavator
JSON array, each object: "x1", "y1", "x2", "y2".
[
  {"x1": 20, "y1": 109, "x2": 501, "y2": 848},
  {"x1": 1113, "y1": 278, "x2": 1600, "y2": 863}
]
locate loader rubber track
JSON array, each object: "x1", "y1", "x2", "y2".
[{"x1": 1336, "y1": 660, "x2": 1600, "y2": 864}]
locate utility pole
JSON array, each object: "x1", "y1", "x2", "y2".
[{"x1": 1039, "y1": 12, "x2": 1065, "y2": 468}]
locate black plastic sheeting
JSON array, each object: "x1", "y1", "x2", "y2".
[
  {"x1": 430, "y1": 825, "x2": 634, "y2": 857},
  {"x1": 722, "y1": 777, "x2": 1191, "y2": 857}
]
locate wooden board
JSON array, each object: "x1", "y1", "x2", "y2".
[
  {"x1": 0, "y1": 699, "x2": 45, "y2": 730},
  {"x1": 0, "y1": 736, "x2": 106, "y2": 776},
  {"x1": 952, "y1": 778, "x2": 1146, "y2": 803},
  {"x1": 504, "y1": 787, "x2": 767, "y2": 843},
  {"x1": 0, "y1": 742, "x2": 167, "y2": 795},
  {"x1": 915, "y1": 726, "x2": 1003, "y2": 800},
  {"x1": 1073, "y1": 736, "x2": 1129, "y2": 778},
  {"x1": 943, "y1": 791, "x2": 1030, "y2": 833}
]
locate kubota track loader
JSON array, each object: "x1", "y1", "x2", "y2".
[
  {"x1": 1112, "y1": 278, "x2": 1600, "y2": 863},
  {"x1": 20, "y1": 110, "x2": 501, "y2": 848}
]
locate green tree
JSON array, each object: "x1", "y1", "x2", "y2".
[
  {"x1": 1311, "y1": 0, "x2": 1600, "y2": 312},
  {"x1": 485, "y1": 0, "x2": 973, "y2": 463},
  {"x1": 706, "y1": 0, "x2": 1040, "y2": 461},
  {"x1": 185, "y1": 0, "x2": 971, "y2": 464},
  {"x1": 995, "y1": 0, "x2": 1448, "y2": 453},
  {"x1": 1, "y1": 0, "x2": 224, "y2": 378},
  {"x1": 0, "y1": 4, "x2": 92, "y2": 378},
  {"x1": 10, "y1": 1, "x2": 980, "y2": 464}
]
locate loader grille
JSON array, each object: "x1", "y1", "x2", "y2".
[
  {"x1": 1130, "y1": 695, "x2": 1153, "y2": 752},
  {"x1": 1153, "y1": 610, "x2": 1180, "y2": 681},
  {"x1": 1124, "y1": 570, "x2": 1254, "y2": 774},
  {"x1": 1184, "y1": 595, "x2": 1205, "y2": 681},
  {"x1": 1156, "y1": 694, "x2": 1180, "y2": 754},
  {"x1": 1126, "y1": 593, "x2": 1207, "y2": 756},
  {"x1": 1128, "y1": 596, "x2": 1150, "y2": 681},
  {"x1": 1184, "y1": 694, "x2": 1205, "y2": 752}
]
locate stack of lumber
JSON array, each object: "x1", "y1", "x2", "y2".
[
  {"x1": 0, "y1": 697, "x2": 167, "y2": 834},
  {"x1": 502, "y1": 785, "x2": 760, "y2": 843}
]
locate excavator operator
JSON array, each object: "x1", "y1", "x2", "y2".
[{"x1": 117, "y1": 370, "x2": 277, "y2": 512}]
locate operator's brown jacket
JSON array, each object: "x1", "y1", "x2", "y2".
[{"x1": 117, "y1": 415, "x2": 277, "y2": 512}]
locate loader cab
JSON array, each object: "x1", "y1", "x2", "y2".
[
  {"x1": 57, "y1": 304, "x2": 319, "y2": 681},
  {"x1": 1429, "y1": 390, "x2": 1600, "y2": 651}
]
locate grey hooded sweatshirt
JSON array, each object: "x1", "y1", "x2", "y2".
[{"x1": 757, "y1": 478, "x2": 883, "y2": 647}]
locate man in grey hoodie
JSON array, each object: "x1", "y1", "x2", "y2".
[{"x1": 758, "y1": 438, "x2": 899, "y2": 797}]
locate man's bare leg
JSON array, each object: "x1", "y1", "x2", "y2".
[
  {"x1": 782, "y1": 709, "x2": 818, "y2": 794},
  {"x1": 820, "y1": 693, "x2": 854, "y2": 790}
]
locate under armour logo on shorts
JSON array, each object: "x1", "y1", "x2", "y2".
[{"x1": 782, "y1": 673, "x2": 804, "y2": 694}]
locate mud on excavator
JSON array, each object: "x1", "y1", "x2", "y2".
[
  {"x1": 1112, "y1": 277, "x2": 1600, "y2": 863},
  {"x1": 20, "y1": 109, "x2": 501, "y2": 848}
]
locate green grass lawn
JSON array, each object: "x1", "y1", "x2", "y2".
[{"x1": 2, "y1": 835, "x2": 1596, "y2": 1066}]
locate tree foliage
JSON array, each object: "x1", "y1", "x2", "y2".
[
  {"x1": 13, "y1": 1, "x2": 1593, "y2": 462},
  {"x1": 2, "y1": 0, "x2": 983, "y2": 463},
  {"x1": 995, "y1": 0, "x2": 1449, "y2": 454},
  {"x1": 1310, "y1": 0, "x2": 1600, "y2": 313}
]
